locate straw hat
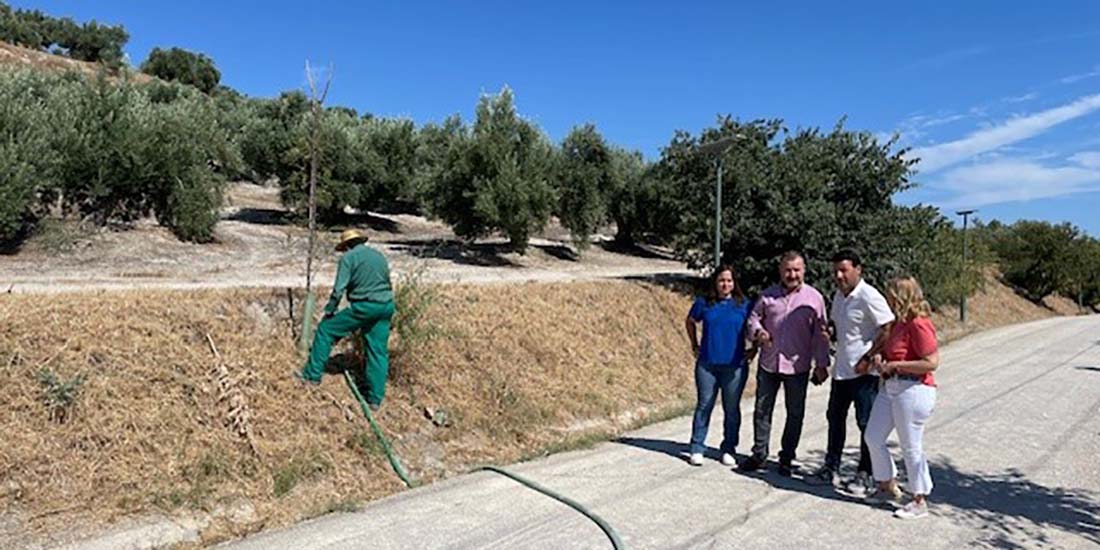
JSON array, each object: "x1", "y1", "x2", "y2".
[{"x1": 335, "y1": 229, "x2": 368, "y2": 251}]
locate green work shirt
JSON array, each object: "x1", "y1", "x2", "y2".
[{"x1": 324, "y1": 243, "x2": 394, "y2": 314}]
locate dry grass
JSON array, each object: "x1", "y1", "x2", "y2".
[
  {"x1": 932, "y1": 271, "x2": 1067, "y2": 343},
  {"x1": 0, "y1": 40, "x2": 152, "y2": 83},
  {"x1": 0, "y1": 281, "x2": 697, "y2": 546},
  {"x1": 0, "y1": 272, "x2": 1078, "y2": 546}
]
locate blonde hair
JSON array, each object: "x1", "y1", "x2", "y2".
[{"x1": 885, "y1": 276, "x2": 932, "y2": 321}]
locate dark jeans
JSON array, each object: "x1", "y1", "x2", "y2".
[
  {"x1": 824, "y1": 375, "x2": 878, "y2": 474},
  {"x1": 751, "y1": 368, "x2": 810, "y2": 464},
  {"x1": 690, "y1": 362, "x2": 749, "y2": 455}
]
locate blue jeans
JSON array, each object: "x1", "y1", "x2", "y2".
[{"x1": 690, "y1": 362, "x2": 749, "y2": 455}]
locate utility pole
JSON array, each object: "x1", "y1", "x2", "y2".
[
  {"x1": 956, "y1": 209, "x2": 977, "y2": 324},
  {"x1": 697, "y1": 134, "x2": 747, "y2": 269}
]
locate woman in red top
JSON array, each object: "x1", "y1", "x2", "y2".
[{"x1": 859, "y1": 276, "x2": 940, "y2": 519}]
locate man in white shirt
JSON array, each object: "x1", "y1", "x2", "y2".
[{"x1": 805, "y1": 250, "x2": 895, "y2": 491}]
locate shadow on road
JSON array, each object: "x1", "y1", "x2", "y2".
[
  {"x1": 616, "y1": 438, "x2": 1100, "y2": 547},
  {"x1": 1074, "y1": 366, "x2": 1100, "y2": 373},
  {"x1": 931, "y1": 459, "x2": 1100, "y2": 548}
]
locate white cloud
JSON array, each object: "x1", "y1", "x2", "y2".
[
  {"x1": 935, "y1": 159, "x2": 1100, "y2": 207},
  {"x1": 1070, "y1": 151, "x2": 1100, "y2": 168},
  {"x1": 1002, "y1": 92, "x2": 1039, "y2": 103},
  {"x1": 909, "y1": 94, "x2": 1100, "y2": 173},
  {"x1": 1060, "y1": 65, "x2": 1100, "y2": 84},
  {"x1": 903, "y1": 45, "x2": 990, "y2": 71}
]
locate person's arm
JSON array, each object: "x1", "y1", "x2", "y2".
[
  {"x1": 854, "y1": 324, "x2": 893, "y2": 375},
  {"x1": 883, "y1": 318, "x2": 939, "y2": 375},
  {"x1": 685, "y1": 298, "x2": 704, "y2": 357},
  {"x1": 748, "y1": 294, "x2": 771, "y2": 346},
  {"x1": 813, "y1": 294, "x2": 831, "y2": 368},
  {"x1": 324, "y1": 255, "x2": 350, "y2": 315},
  {"x1": 855, "y1": 289, "x2": 896, "y2": 374},
  {"x1": 882, "y1": 351, "x2": 939, "y2": 375},
  {"x1": 685, "y1": 316, "x2": 699, "y2": 357},
  {"x1": 811, "y1": 294, "x2": 831, "y2": 383}
]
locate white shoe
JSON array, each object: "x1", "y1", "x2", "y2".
[
  {"x1": 689, "y1": 453, "x2": 704, "y2": 466},
  {"x1": 721, "y1": 453, "x2": 736, "y2": 466},
  {"x1": 847, "y1": 471, "x2": 875, "y2": 496},
  {"x1": 894, "y1": 499, "x2": 928, "y2": 519}
]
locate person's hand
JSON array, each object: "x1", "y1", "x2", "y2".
[
  {"x1": 755, "y1": 329, "x2": 773, "y2": 348},
  {"x1": 878, "y1": 359, "x2": 896, "y2": 377},
  {"x1": 691, "y1": 343, "x2": 700, "y2": 358},
  {"x1": 854, "y1": 357, "x2": 870, "y2": 375},
  {"x1": 869, "y1": 353, "x2": 885, "y2": 373},
  {"x1": 812, "y1": 365, "x2": 829, "y2": 385},
  {"x1": 745, "y1": 346, "x2": 759, "y2": 363}
]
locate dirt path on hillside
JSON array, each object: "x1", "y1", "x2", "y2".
[{"x1": 0, "y1": 183, "x2": 692, "y2": 294}]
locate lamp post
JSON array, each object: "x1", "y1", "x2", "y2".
[
  {"x1": 956, "y1": 209, "x2": 977, "y2": 324},
  {"x1": 698, "y1": 134, "x2": 747, "y2": 269}
]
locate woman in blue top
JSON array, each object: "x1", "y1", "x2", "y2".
[{"x1": 685, "y1": 265, "x2": 755, "y2": 467}]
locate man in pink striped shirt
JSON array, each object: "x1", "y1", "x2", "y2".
[{"x1": 739, "y1": 251, "x2": 831, "y2": 477}]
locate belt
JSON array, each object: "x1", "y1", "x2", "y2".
[{"x1": 882, "y1": 373, "x2": 923, "y2": 382}]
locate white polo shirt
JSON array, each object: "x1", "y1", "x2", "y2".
[{"x1": 831, "y1": 279, "x2": 895, "y2": 380}]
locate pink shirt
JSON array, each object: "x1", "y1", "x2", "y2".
[{"x1": 749, "y1": 284, "x2": 830, "y2": 375}]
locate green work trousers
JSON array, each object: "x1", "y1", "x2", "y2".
[{"x1": 303, "y1": 300, "x2": 394, "y2": 406}]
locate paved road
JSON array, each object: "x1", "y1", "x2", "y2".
[{"x1": 222, "y1": 316, "x2": 1100, "y2": 549}]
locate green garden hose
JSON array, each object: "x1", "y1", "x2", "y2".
[
  {"x1": 340, "y1": 370, "x2": 625, "y2": 549},
  {"x1": 342, "y1": 369, "x2": 416, "y2": 488}
]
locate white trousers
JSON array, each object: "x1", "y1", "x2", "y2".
[{"x1": 864, "y1": 378, "x2": 936, "y2": 495}]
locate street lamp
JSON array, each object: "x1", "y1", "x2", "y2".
[
  {"x1": 956, "y1": 209, "x2": 977, "y2": 324},
  {"x1": 698, "y1": 134, "x2": 748, "y2": 269}
]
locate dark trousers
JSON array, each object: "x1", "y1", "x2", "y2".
[
  {"x1": 751, "y1": 368, "x2": 810, "y2": 464},
  {"x1": 824, "y1": 375, "x2": 878, "y2": 474}
]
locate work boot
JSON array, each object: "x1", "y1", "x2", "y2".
[{"x1": 738, "y1": 456, "x2": 765, "y2": 472}]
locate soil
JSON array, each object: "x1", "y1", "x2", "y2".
[{"x1": 1, "y1": 182, "x2": 691, "y2": 294}]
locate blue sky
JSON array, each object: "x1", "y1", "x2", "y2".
[{"x1": 14, "y1": 1, "x2": 1100, "y2": 235}]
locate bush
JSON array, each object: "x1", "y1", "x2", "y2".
[
  {"x1": 0, "y1": 69, "x2": 228, "y2": 243},
  {"x1": 423, "y1": 87, "x2": 556, "y2": 250},
  {"x1": 557, "y1": 124, "x2": 614, "y2": 251},
  {"x1": 0, "y1": 71, "x2": 55, "y2": 242},
  {"x1": 140, "y1": 47, "x2": 221, "y2": 94},
  {"x1": 654, "y1": 117, "x2": 922, "y2": 293},
  {"x1": 37, "y1": 367, "x2": 85, "y2": 424},
  {"x1": 0, "y1": 2, "x2": 128, "y2": 67},
  {"x1": 983, "y1": 220, "x2": 1097, "y2": 304}
]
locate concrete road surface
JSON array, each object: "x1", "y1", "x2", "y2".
[{"x1": 221, "y1": 316, "x2": 1100, "y2": 549}]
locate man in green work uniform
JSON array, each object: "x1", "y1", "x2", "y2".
[{"x1": 299, "y1": 229, "x2": 395, "y2": 410}]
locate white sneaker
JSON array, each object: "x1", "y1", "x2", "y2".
[
  {"x1": 894, "y1": 499, "x2": 928, "y2": 519},
  {"x1": 847, "y1": 471, "x2": 875, "y2": 496},
  {"x1": 689, "y1": 453, "x2": 704, "y2": 466},
  {"x1": 721, "y1": 453, "x2": 736, "y2": 466}
]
